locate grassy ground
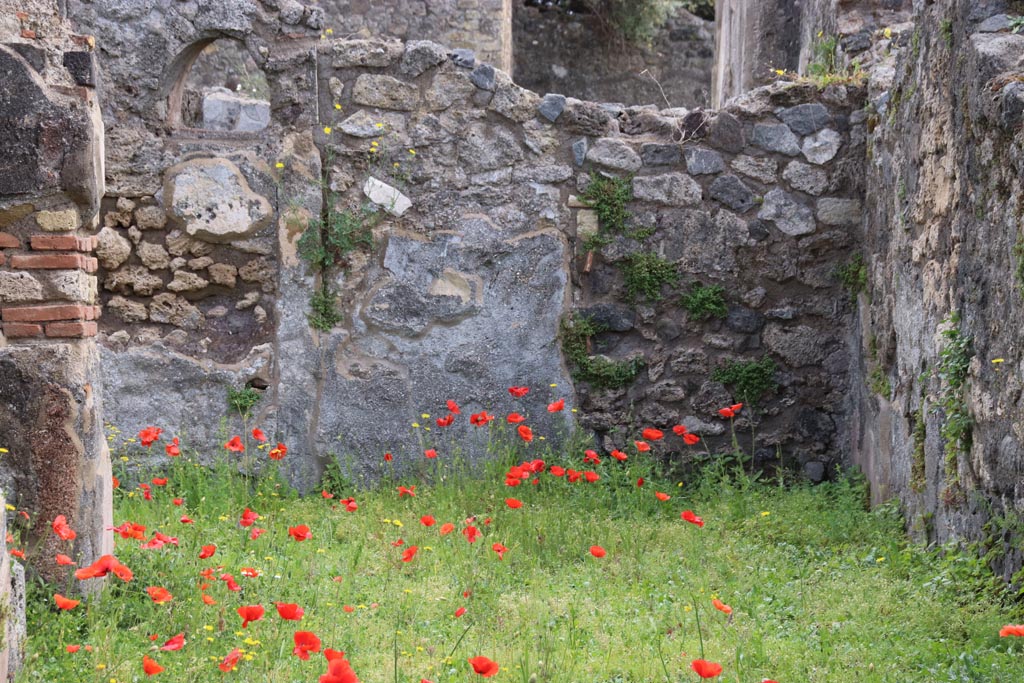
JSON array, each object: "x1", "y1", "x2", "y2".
[{"x1": 14, "y1": 428, "x2": 1024, "y2": 683}]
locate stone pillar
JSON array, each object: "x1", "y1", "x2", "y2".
[
  {"x1": 0, "y1": 4, "x2": 112, "y2": 601},
  {"x1": 712, "y1": 0, "x2": 802, "y2": 107}
]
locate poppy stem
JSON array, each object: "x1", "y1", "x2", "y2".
[
  {"x1": 690, "y1": 590, "x2": 706, "y2": 660},
  {"x1": 654, "y1": 636, "x2": 672, "y2": 683},
  {"x1": 445, "y1": 623, "x2": 474, "y2": 662}
]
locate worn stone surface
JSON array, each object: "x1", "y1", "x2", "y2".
[
  {"x1": 783, "y1": 161, "x2": 828, "y2": 195},
  {"x1": 751, "y1": 123, "x2": 801, "y2": 156},
  {"x1": 586, "y1": 138, "x2": 642, "y2": 172},
  {"x1": 352, "y1": 74, "x2": 421, "y2": 110},
  {"x1": 164, "y1": 159, "x2": 273, "y2": 243},
  {"x1": 758, "y1": 189, "x2": 816, "y2": 236},
  {"x1": 632, "y1": 173, "x2": 702, "y2": 206}
]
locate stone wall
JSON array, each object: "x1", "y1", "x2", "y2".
[
  {"x1": 712, "y1": 0, "x2": 911, "y2": 107},
  {"x1": 65, "y1": 0, "x2": 866, "y2": 488},
  {"x1": 513, "y1": 4, "x2": 714, "y2": 108},
  {"x1": 0, "y1": 0, "x2": 109, "y2": 672},
  {"x1": 851, "y1": 0, "x2": 1024, "y2": 580},
  {"x1": 314, "y1": 0, "x2": 513, "y2": 72}
]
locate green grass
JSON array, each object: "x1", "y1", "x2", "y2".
[{"x1": 15, "y1": 427, "x2": 1024, "y2": 683}]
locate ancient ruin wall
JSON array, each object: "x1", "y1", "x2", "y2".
[
  {"x1": 513, "y1": 4, "x2": 715, "y2": 108},
  {"x1": 851, "y1": 0, "x2": 1024, "y2": 579},
  {"x1": 67, "y1": 0, "x2": 866, "y2": 488},
  {"x1": 314, "y1": 0, "x2": 513, "y2": 72}
]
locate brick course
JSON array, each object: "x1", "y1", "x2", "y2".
[
  {"x1": 29, "y1": 234, "x2": 98, "y2": 252},
  {"x1": 10, "y1": 253, "x2": 98, "y2": 272},
  {"x1": 1, "y1": 304, "x2": 101, "y2": 322},
  {"x1": 44, "y1": 321, "x2": 98, "y2": 338},
  {"x1": 2, "y1": 322, "x2": 42, "y2": 338}
]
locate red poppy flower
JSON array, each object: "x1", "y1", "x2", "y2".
[
  {"x1": 55, "y1": 554, "x2": 75, "y2": 566},
  {"x1": 506, "y1": 412, "x2": 525, "y2": 424},
  {"x1": 682, "y1": 510, "x2": 705, "y2": 527},
  {"x1": 219, "y1": 648, "x2": 242, "y2": 673},
  {"x1": 642, "y1": 428, "x2": 664, "y2": 441},
  {"x1": 225, "y1": 435, "x2": 244, "y2": 452},
  {"x1": 402, "y1": 545, "x2": 419, "y2": 562},
  {"x1": 151, "y1": 477, "x2": 167, "y2": 486},
  {"x1": 517, "y1": 425, "x2": 533, "y2": 443},
  {"x1": 172, "y1": 497, "x2": 183, "y2": 506},
  {"x1": 672, "y1": 424, "x2": 688, "y2": 436},
  {"x1": 691, "y1": 659, "x2": 723, "y2": 678},
  {"x1": 730, "y1": 403, "x2": 743, "y2": 412},
  {"x1": 139, "y1": 426, "x2": 162, "y2": 447},
  {"x1": 66, "y1": 644, "x2": 81, "y2": 653},
  {"x1": 110, "y1": 522, "x2": 146, "y2": 540},
  {"x1": 637, "y1": 477, "x2": 645, "y2": 486},
  {"x1": 470, "y1": 411, "x2": 494, "y2": 426},
  {"x1": 239, "y1": 508, "x2": 258, "y2": 527},
  {"x1": 74, "y1": 554, "x2": 133, "y2": 581},
  {"x1": 142, "y1": 654, "x2": 164, "y2": 676},
  {"x1": 1000, "y1": 624, "x2": 1024, "y2": 637},
  {"x1": 384, "y1": 452, "x2": 393, "y2": 462},
  {"x1": 397, "y1": 485, "x2": 416, "y2": 498},
  {"x1": 436, "y1": 415, "x2": 454, "y2": 427},
  {"x1": 293, "y1": 630, "x2": 321, "y2": 660},
  {"x1": 718, "y1": 407, "x2": 735, "y2": 418},
  {"x1": 468, "y1": 656, "x2": 500, "y2": 677},
  {"x1": 249, "y1": 527, "x2": 266, "y2": 540},
  {"x1": 238, "y1": 604, "x2": 265, "y2": 628},
  {"x1": 160, "y1": 633, "x2": 185, "y2": 651},
  {"x1": 321, "y1": 651, "x2": 360, "y2": 683},
  {"x1": 202, "y1": 594, "x2": 217, "y2": 605},
  {"x1": 340, "y1": 497, "x2": 358, "y2": 512},
  {"x1": 289, "y1": 525, "x2": 312, "y2": 541},
  {"x1": 463, "y1": 526, "x2": 481, "y2": 544},
  {"x1": 112, "y1": 475, "x2": 120, "y2": 488},
  {"x1": 269, "y1": 443, "x2": 288, "y2": 460},
  {"x1": 425, "y1": 449, "x2": 438, "y2": 459},
  {"x1": 144, "y1": 586, "x2": 172, "y2": 604},
  {"x1": 610, "y1": 449, "x2": 628, "y2": 461},
  {"x1": 342, "y1": 604, "x2": 354, "y2": 612},
  {"x1": 165, "y1": 437, "x2": 180, "y2": 457},
  {"x1": 252, "y1": 428, "x2": 267, "y2": 442},
  {"x1": 455, "y1": 606, "x2": 467, "y2": 617},
  {"x1": 547, "y1": 398, "x2": 564, "y2": 412},
  {"x1": 508, "y1": 386, "x2": 529, "y2": 398},
  {"x1": 492, "y1": 542, "x2": 508, "y2": 560},
  {"x1": 583, "y1": 450, "x2": 601, "y2": 464},
  {"x1": 589, "y1": 545, "x2": 606, "y2": 558},
  {"x1": 439, "y1": 523, "x2": 455, "y2": 535},
  {"x1": 634, "y1": 440, "x2": 651, "y2": 452},
  {"x1": 712, "y1": 598, "x2": 732, "y2": 615},
  {"x1": 655, "y1": 491, "x2": 670, "y2": 501},
  {"x1": 549, "y1": 465, "x2": 565, "y2": 477},
  {"x1": 447, "y1": 399, "x2": 461, "y2": 414},
  {"x1": 583, "y1": 471, "x2": 600, "y2": 483},
  {"x1": 505, "y1": 498, "x2": 522, "y2": 509},
  {"x1": 276, "y1": 602, "x2": 304, "y2": 620},
  {"x1": 52, "y1": 515, "x2": 76, "y2": 541},
  {"x1": 684, "y1": 433, "x2": 700, "y2": 445},
  {"x1": 418, "y1": 515, "x2": 436, "y2": 527},
  {"x1": 567, "y1": 469, "x2": 581, "y2": 483},
  {"x1": 392, "y1": 538, "x2": 405, "y2": 547},
  {"x1": 55, "y1": 593, "x2": 80, "y2": 610},
  {"x1": 139, "y1": 483, "x2": 153, "y2": 500}
]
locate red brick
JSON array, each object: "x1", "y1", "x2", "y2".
[
  {"x1": 0, "y1": 233, "x2": 19, "y2": 249},
  {"x1": 1, "y1": 304, "x2": 95, "y2": 322},
  {"x1": 45, "y1": 321, "x2": 97, "y2": 338},
  {"x1": 3, "y1": 322, "x2": 43, "y2": 338},
  {"x1": 29, "y1": 234, "x2": 96, "y2": 252},
  {"x1": 10, "y1": 253, "x2": 91, "y2": 270}
]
